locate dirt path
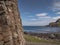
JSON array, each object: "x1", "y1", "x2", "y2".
[{"x1": 26, "y1": 42, "x2": 60, "y2": 45}]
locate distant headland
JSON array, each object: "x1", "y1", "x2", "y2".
[{"x1": 46, "y1": 19, "x2": 60, "y2": 27}]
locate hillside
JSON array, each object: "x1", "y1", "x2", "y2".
[{"x1": 47, "y1": 19, "x2": 60, "y2": 27}]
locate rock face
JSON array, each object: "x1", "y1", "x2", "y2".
[
  {"x1": 47, "y1": 19, "x2": 60, "y2": 27},
  {"x1": 0, "y1": 0, "x2": 25, "y2": 45}
]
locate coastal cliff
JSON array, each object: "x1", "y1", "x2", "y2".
[
  {"x1": 0, "y1": 0, "x2": 25, "y2": 45},
  {"x1": 47, "y1": 19, "x2": 60, "y2": 27}
]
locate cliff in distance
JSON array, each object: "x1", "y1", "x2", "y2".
[
  {"x1": 47, "y1": 19, "x2": 60, "y2": 27},
  {"x1": 0, "y1": 0, "x2": 25, "y2": 45}
]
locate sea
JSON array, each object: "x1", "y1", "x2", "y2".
[{"x1": 23, "y1": 26, "x2": 60, "y2": 33}]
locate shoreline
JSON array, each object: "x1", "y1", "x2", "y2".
[{"x1": 24, "y1": 31, "x2": 60, "y2": 41}]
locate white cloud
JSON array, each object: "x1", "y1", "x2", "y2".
[
  {"x1": 31, "y1": 19, "x2": 37, "y2": 20},
  {"x1": 36, "y1": 13, "x2": 51, "y2": 19},
  {"x1": 53, "y1": 0, "x2": 60, "y2": 11},
  {"x1": 56, "y1": 12, "x2": 60, "y2": 14},
  {"x1": 22, "y1": 21, "x2": 50, "y2": 26},
  {"x1": 23, "y1": 12, "x2": 60, "y2": 26},
  {"x1": 23, "y1": 16, "x2": 60, "y2": 26},
  {"x1": 38, "y1": 16, "x2": 51, "y2": 19},
  {"x1": 36, "y1": 13, "x2": 47, "y2": 17},
  {"x1": 22, "y1": 19, "x2": 56, "y2": 26},
  {"x1": 53, "y1": 16, "x2": 60, "y2": 20}
]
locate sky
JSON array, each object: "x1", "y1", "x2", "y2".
[{"x1": 18, "y1": 0, "x2": 60, "y2": 26}]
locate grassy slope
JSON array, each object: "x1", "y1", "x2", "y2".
[{"x1": 24, "y1": 35, "x2": 60, "y2": 44}]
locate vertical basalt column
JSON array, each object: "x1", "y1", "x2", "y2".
[{"x1": 0, "y1": 0, "x2": 25, "y2": 45}]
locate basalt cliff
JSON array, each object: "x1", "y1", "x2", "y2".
[{"x1": 0, "y1": 0, "x2": 25, "y2": 45}]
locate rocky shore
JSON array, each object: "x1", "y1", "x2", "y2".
[{"x1": 24, "y1": 31, "x2": 60, "y2": 42}]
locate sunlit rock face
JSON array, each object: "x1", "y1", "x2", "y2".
[{"x1": 0, "y1": 0, "x2": 25, "y2": 45}]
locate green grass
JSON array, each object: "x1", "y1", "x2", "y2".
[
  {"x1": 24, "y1": 35, "x2": 41, "y2": 42},
  {"x1": 24, "y1": 34, "x2": 60, "y2": 44}
]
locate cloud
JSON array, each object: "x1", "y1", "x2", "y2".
[
  {"x1": 53, "y1": 0, "x2": 60, "y2": 11},
  {"x1": 53, "y1": 16, "x2": 60, "y2": 20},
  {"x1": 22, "y1": 21, "x2": 50, "y2": 26},
  {"x1": 22, "y1": 19, "x2": 56, "y2": 26},
  {"x1": 23, "y1": 16, "x2": 60, "y2": 26},
  {"x1": 38, "y1": 16, "x2": 51, "y2": 19},
  {"x1": 56, "y1": 12, "x2": 60, "y2": 14},
  {"x1": 31, "y1": 19, "x2": 37, "y2": 20},
  {"x1": 36, "y1": 13, "x2": 51, "y2": 19},
  {"x1": 36, "y1": 13, "x2": 47, "y2": 17}
]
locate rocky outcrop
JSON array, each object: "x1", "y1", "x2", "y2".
[{"x1": 0, "y1": 0, "x2": 25, "y2": 45}]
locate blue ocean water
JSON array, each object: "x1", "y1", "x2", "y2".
[{"x1": 23, "y1": 26, "x2": 60, "y2": 33}]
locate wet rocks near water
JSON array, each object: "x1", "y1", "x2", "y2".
[{"x1": 24, "y1": 31, "x2": 60, "y2": 41}]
